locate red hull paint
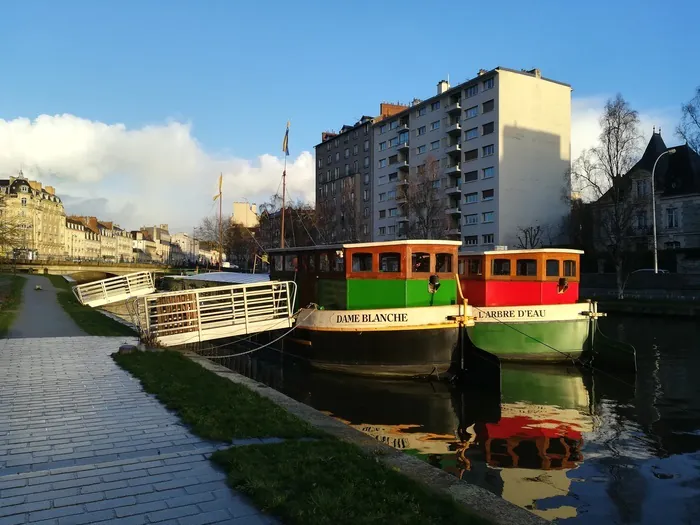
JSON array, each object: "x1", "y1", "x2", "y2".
[
  {"x1": 482, "y1": 416, "x2": 584, "y2": 441},
  {"x1": 461, "y1": 280, "x2": 580, "y2": 307}
]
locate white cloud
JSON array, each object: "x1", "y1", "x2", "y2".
[
  {"x1": 571, "y1": 96, "x2": 678, "y2": 161},
  {"x1": 0, "y1": 114, "x2": 315, "y2": 233}
]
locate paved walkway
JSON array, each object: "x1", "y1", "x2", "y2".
[
  {"x1": 8, "y1": 275, "x2": 85, "y2": 338},
  {"x1": 0, "y1": 336, "x2": 277, "y2": 524}
]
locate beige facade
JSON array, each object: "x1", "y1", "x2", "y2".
[
  {"x1": 171, "y1": 233, "x2": 199, "y2": 264},
  {"x1": 0, "y1": 175, "x2": 66, "y2": 258},
  {"x1": 65, "y1": 218, "x2": 86, "y2": 259},
  {"x1": 132, "y1": 231, "x2": 157, "y2": 261},
  {"x1": 232, "y1": 202, "x2": 259, "y2": 228},
  {"x1": 142, "y1": 225, "x2": 171, "y2": 262},
  {"x1": 114, "y1": 227, "x2": 134, "y2": 262},
  {"x1": 97, "y1": 221, "x2": 117, "y2": 261}
]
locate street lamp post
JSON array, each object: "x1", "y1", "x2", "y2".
[{"x1": 651, "y1": 148, "x2": 676, "y2": 274}]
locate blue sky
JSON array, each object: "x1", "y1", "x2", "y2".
[{"x1": 1, "y1": 0, "x2": 698, "y2": 231}]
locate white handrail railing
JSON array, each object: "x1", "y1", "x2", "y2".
[{"x1": 72, "y1": 271, "x2": 156, "y2": 307}]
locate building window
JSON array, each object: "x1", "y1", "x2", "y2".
[
  {"x1": 335, "y1": 152, "x2": 340, "y2": 161},
  {"x1": 636, "y1": 211, "x2": 647, "y2": 229},
  {"x1": 388, "y1": 225, "x2": 396, "y2": 234},
  {"x1": 431, "y1": 180, "x2": 440, "y2": 189},
  {"x1": 418, "y1": 107, "x2": 427, "y2": 116},
  {"x1": 465, "y1": 85, "x2": 478, "y2": 97},
  {"x1": 464, "y1": 149, "x2": 478, "y2": 162},
  {"x1": 666, "y1": 208, "x2": 679, "y2": 228},
  {"x1": 564, "y1": 260, "x2": 577, "y2": 277},
  {"x1": 363, "y1": 224, "x2": 368, "y2": 235},
  {"x1": 364, "y1": 174, "x2": 370, "y2": 185},
  {"x1": 412, "y1": 252, "x2": 431, "y2": 272},
  {"x1": 317, "y1": 158, "x2": 323, "y2": 168},
  {"x1": 379, "y1": 253, "x2": 401, "y2": 272},
  {"x1": 464, "y1": 171, "x2": 478, "y2": 182},
  {"x1": 344, "y1": 148, "x2": 350, "y2": 158},
  {"x1": 430, "y1": 140, "x2": 440, "y2": 150},
  {"x1": 464, "y1": 214, "x2": 478, "y2": 225},
  {"x1": 389, "y1": 208, "x2": 398, "y2": 217},
  {"x1": 417, "y1": 145, "x2": 426, "y2": 154},
  {"x1": 364, "y1": 140, "x2": 370, "y2": 151},
  {"x1": 21, "y1": 198, "x2": 27, "y2": 207},
  {"x1": 665, "y1": 241, "x2": 681, "y2": 250},
  {"x1": 430, "y1": 120, "x2": 440, "y2": 131},
  {"x1": 388, "y1": 172, "x2": 398, "y2": 182},
  {"x1": 378, "y1": 226, "x2": 386, "y2": 236},
  {"x1": 466, "y1": 106, "x2": 478, "y2": 119},
  {"x1": 431, "y1": 101, "x2": 440, "y2": 111},
  {"x1": 379, "y1": 141, "x2": 387, "y2": 151},
  {"x1": 465, "y1": 192, "x2": 478, "y2": 204},
  {"x1": 482, "y1": 211, "x2": 494, "y2": 223},
  {"x1": 379, "y1": 209, "x2": 386, "y2": 218},
  {"x1": 389, "y1": 155, "x2": 398, "y2": 164},
  {"x1": 483, "y1": 145, "x2": 495, "y2": 157},
  {"x1": 380, "y1": 124, "x2": 387, "y2": 134},
  {"x1": 363, "y1": 189, "x2": 369, "y2": 201},
  {"x1": 352, "y1": 253, "x2": 373, "y2": 272},
  {"x1": 353, "y1": 144, "x2": 359, "y2": 155},
  {"x1": 465, "y1": 127, "x2": 478, "y2": 140},
  {"x1": 483, "y1": 99, "x2": 494, "y2": 113},
  {"x1": 483, "y1": 77, "x2": 494, "y2": 90},
  {"x1": 483, "y1": 167, "x2": 495, "y2": 179},
  {"x1": 636, "y1": 179, "x2": 649, "y2": 196},
  {"x1": 353, "y1": 160, "x2": 359, "y2": 172},
  {"x1": 398, "y1": 131, "x2": 409, "y2": 143},
  {"x1": 364, "y1": 157, "x2": 370, "y2": 168},
  {"x1": 379, "y1": 192, "x2": 386, "y2": 202},
  {"x1": 390, "y1": 120, "x2": 398, "y2": 130},
  {"x1": 482, "y1": 122, "x2": 494, "y2": 135},
  {"x1": 482, "y1": 189, "x2": 494, "y2": 201},
  {"x1": 343, "y1": 164, "x2": 349, "y2": 176},
  {"x1": 334, "y1": 167, "x2": 340, "y2": 178},
  {"x1": 389, "y1": 137, "x2": 399, "y2": 147},
  {"x1": 492, "y1": 258, "x2": 510, "y2": 275},
  {"x1": 546, "y1": 259, "x2": 560, "y2": 276},
  {"x1": 417, "y1": 126, "x2": 426, "y2": 136},
  {"x1": 363, "y1": 207, "x2": 369, "y2": 218},
  {"x1": 464, "y1": 235, "x2": 478, "y2": 246},
  {"x1": 516, "y1": 259, "x2": 537, "y2": 276},
  {"x1": 327, "y1": 155, "x2": 331, "y2": 164},
  {"x1": 387, "y1": 190, "x2": 396, "y2": 200},
  {"x1": 379, "y1": 159, "x2": 387, "y2": 168},
  {"x1": 378, "y1": 175, "x2": 387, "y2": 185}
]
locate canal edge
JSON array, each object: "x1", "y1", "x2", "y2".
[{"x1": 184, "y1": 351, "x2": 548, "y2": 525}]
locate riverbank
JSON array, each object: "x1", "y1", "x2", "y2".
[
  {"x1": 585, "y1": 297, "x2": 700, "y2": 317},
  {"x1": 46, "y1": 274, "x2": 137, "y2": 335},
  {"x1": 114, "y1": 350, "x2": 544, "y2": 525},
  {"x1": 0, "y1": 273, "x2": 25, "y2": 336}
]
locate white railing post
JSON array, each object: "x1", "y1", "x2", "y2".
[
  {"x1": 195, "y1": 289, "x2": 203, "y2": 343},
  {"x1": 243, "y1": 286, "x2": 249, "y2": 334}
]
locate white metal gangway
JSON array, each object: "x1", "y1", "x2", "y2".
[
  {"x1": 72, "y1": 271, "x2": 156, "y2": 307},
  {"x1": 142, "y1": 280, "x2": 297, "y2": 346}
]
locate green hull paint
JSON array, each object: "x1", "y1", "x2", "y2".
[
  {"x1": 500, "y1": 365, "x2": 589, "y2": 408},
  {"x1": 467, "y1": 319, "x2": 590, "y2": 362}
]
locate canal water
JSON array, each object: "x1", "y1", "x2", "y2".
[{"x1": 203, "y1": 315, "x2": 700, "y2": 524}]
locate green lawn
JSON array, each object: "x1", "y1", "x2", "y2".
[
  {"x1": 212, "y1": 440, "x2": 488, "y2": 525},
  {"x1": 46, "y1": 274, "x2": 137, "y2": 336},
  {"x1": 0, "y1": 274, "x2": 26, "y2": 336},
  {"x1": 114, "y1": 350, "x2": 489, "y2": 525}
]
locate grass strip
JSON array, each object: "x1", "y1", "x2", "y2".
[
  {"x1": 112, "y1": 350, "x2": 318, "y2": 440},
  {"x1": 212, "y1": 440, "x2": 490, "y2": 525},
  {"x1": 0, "y1": 275, "x2": 26, "y2": 336},
  {"x1": 46, "y1": 274, "x2": 137, "y2": 336}
]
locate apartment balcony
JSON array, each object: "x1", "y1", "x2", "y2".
[
  {"x1": 396, "y1": 160, "x2": 409, "y2": 171},
  {"x1": 397, "y1": 141, "x2": 409, "y2": 152},
  {"x1": 445, "y1": 228, "x2": 461, "y2": 237},
  {"x1": 395, "y1": 193, "x2": 408, "y2": 204},
  {"x1": 397, "y1": 215, "x2": 409, "y2": 223},
  {"x1": 446, "y1": 122, "x2": 462, "y2": 136},
  {"x1": 397, "y1": 122, "x2": 409, "y2": 132},
  {"x1": 446, "y1": 102, "x2": 462, "y2": 115},
  {"x1": 445, "y1": 164, "x2": 461, "y2": 177},
  {"x1": 445, "y1": 143, "x2": 461, "y2": 156},
  {"x1": 445, "y1": 184, "x2": 462, "y2": 196},
  {"x1": 396, "y1": 177, "x2": 409, "y2": 186},
  {"x1": 445, "y1": 206, "x2": 461, "y2": 216}
]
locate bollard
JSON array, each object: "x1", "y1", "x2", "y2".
[{"x1": 118, "y1": 344, "x2": 138, "y2": 354}]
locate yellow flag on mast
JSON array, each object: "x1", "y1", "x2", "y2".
[{"x1": 213, "y1": 173, "x2": 222, "y2": 201}]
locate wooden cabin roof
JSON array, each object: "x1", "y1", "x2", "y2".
[
  {"x1": 459, "y1": 248, "x2": 584, "y2": 256},
  {"x1": 268, "y1": 239, "x2": 462, "y2": 254}
]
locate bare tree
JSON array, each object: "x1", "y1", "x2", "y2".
[
  {"x1": 338, "y1": 178, "x2": 358, "y2": 242},
  {"x1": 515, "y1": 225, "x2": 544, "y2": 249},
  {"x1": 196, "y1": 216, "x2": 220, "y2": 244},
  {"x1": 571, "y1": 94, "x2": 644, "y2": 297},
  {"x1": 406, "y1": 155, "x2": 446, "y2": 239},
  {"x1": 677, "y1": 86, "x2": 700, "y2": 153},
  {"x1": 0, "y1": 197, "x2": 24, "y2": 257}
]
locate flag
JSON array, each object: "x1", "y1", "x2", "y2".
[
  {"x1": 282, "y1": 121, "x2": 290, "y2": 156},
  {"x1": 213, "y1": 173, "x2": 222, "y2": 201}
]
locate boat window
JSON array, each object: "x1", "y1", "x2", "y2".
[
  {"x1": 468, "y1": 258, "x2": 482, "y2": 276},
  {"x1": 436, "y1": 253, "x2": 453, "y2": 273},
  {"x1": 492, "y1": 258, "x2": 511, "y2": 276},
  {"x1": 516, "y1": 259, "x2": 537, "y2": 276},
  {"x1": 333, "y1": 250, "x2": 345, "y2": 272},
  {"x1": 308, "y1": 253, "x2": 316, "y2": 271},
  {"x1": 379, "y1": 252, "x2": 401, "y2": 272},
  {"x1": 319, "y1": 253, "x2": 330, "y2": 272},
  {"x1": 564, "y1": 260, "x2": 577, "y2": 277},
  {"x1": 352, "y1": 252, "x2": 373, "y2": 272},
  {"x1": 458, "y1": 259, "x2": 466, "y2": 275},
  {"x1": 412, "y1": 252, "x2": 431, "y2": 273},
  {"x1": 273, "y1": 255, "x2": 283, "y2": 272},
  {"x1": 546, "y1": 259, "x2": 560, "y2": 277},
  {"x1": 284, "y1": 255, "x2": 298, "y2": 271}
]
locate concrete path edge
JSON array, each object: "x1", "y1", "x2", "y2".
[{"x1": 184, "y1": 351, "x2": 547, "y2": 525}]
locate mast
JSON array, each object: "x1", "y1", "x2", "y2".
[
  {"x1": 218, "y1": 173, "x2": 223, "y2": 271},
  {"x1": 281, "y1": 121, "x2": 290, "y2": 249}
]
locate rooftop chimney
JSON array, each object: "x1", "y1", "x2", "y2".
[
  {"x1": 478, "y1": 69, "x2": 488, "y2": 76},
  {"x1": 437, "y1": 80, "x2": 450, "y2": 95}
]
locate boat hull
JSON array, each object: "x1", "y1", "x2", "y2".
[
  {"x1": 284, "y1": 305, "x2": 468, "y2": 378},
  {"x1": 466, "y1": 303, "x2": 591, "y2": 363}
]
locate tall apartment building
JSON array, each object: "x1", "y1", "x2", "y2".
[
  {"x1": 372, "y1": 67, "x2": 571, "y2": 250},
  {"x1": 232, "y1": 202, "x2": 259, "y2": 228},
  {"x1": 314, "y1": 104, "x2": 407, "y2": 243}
]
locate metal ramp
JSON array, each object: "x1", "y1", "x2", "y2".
[
  {"x1": 143, "y1": 281, "x2": 296, "y2": 346},
  {"x1": 72, "y1": 271, "x2": 156, "y2": 307}
]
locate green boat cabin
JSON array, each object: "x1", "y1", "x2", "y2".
[
  {"x1": 458, "y1": 249, "x2": 583, "y2": 307},
  {"x1": 268, "y1": 240, "x2": 462, "y2": 310}
]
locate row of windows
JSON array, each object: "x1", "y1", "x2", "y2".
[
  {"x1": 413, "y1": 78, "x2": 494, "y2": 118},
  {"x1": 465, "y1": 189, "x2": 494, "y2": 203},
  {"x1": 464, "y1": 234, "x2": 494, "y2": 246},
  {"x1": 458, "y1": 258, "x2": 576, "y2": 278},
  {"x1": 464, "y1": 211, "x2": 495, "y2": 225},
  {"x1": 465, "y1": 99, "x2": 495, "y2": 119},
  {"x1": 349, "y1": 251, "x2": 453, "y2": 273},
  {"x1": 324, "y1": 125, "x2": 371, "y2": 150},
  {"x1": 464, "y1": 167, "x2": 495, "y2": 182},
  {"x1": 320, "y1": 141, "x2": 371, "y2": 167},
  {"x1": 464, "y1": 122, "x2": 494, "y2": 141}
]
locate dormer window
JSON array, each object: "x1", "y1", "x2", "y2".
[{"x1": 21, "y1": 186, "x2": 28, "y2": 193}]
